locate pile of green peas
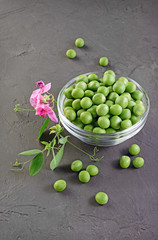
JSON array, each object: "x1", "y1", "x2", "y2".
[{"x1": 63, "y1": 71, "x2": 145, "y2": 133}]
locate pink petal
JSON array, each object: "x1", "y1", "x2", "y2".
[
  {"x1": 35, "y1": 81, "x2": 45, "y2": 89},
  {"x1": 35, "y1": 106, "x2": 47, "y2": 118},
  {"x1": 41, "y1": 83, "x2": 51, "y2": 93},
  {"x1": 48, "y1": 109, "x2": 58, "y2": 122}
]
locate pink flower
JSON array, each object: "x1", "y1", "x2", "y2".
[
  {"x1": 35, "y1": 80, "x2": 51, "y2": 93},
  {"x1": 35, "y1": 104, "x2": 58, "y2": 122}
]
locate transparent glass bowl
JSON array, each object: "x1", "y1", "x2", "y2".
[{"x1": 57, "y1": 72, "x2": 150, "y2": 146}]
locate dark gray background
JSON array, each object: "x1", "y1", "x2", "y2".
[{"x1": 0, "y1": 0, "x2": 158, "y2": 239}]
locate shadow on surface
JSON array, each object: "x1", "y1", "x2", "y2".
[
  {"x1": 88, "y1": 196, "x2": 100, "y2": 207},
  {"x1": 112, "y1": 159, "x2": 122, "y2": 169}
]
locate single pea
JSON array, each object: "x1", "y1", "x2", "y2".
[
  {"x1": 133, "y1": 103, "x2": 145, "y2": 116},
  {"x1": 72, "y1": 99, "x2": 81, "y2": 110},
  {"x1": 84, "y1": 90, "x2": 94, "y2": 98},
  {"x1": 65, "y1": 109, "x2": 76, "y2": 121},
  {"x1": 76, "y1": 81, "x2": 87, "y2": 91},
  {"x1": 96, "y1": 104, "x2": 109, "y2": 116},
  {"x1": 126, "y1": 82, "x2": 136, "y2": 93},
  {"x1": 86, "y1": 165, "x2": 99, "y2": 176},
  {"x1": 92, "y1": 93, "x2": 106, "y2": 105},
  {"x1": 97, "y1": 86, "x2": 109, "y2": 97},
  {"x1": 104, "y1": 70, "x2": 116, "y2": 77},
  {"x1": 79, "y1": 170, "x2": 90, "y2": 183},
  {"x1": 110, "y1": 104, "x2": 122, "y2": 116},
  {"x1": 71, "y1": 160, "x2": 83, "y2": 172},
  {"x1": 93, "y1": 127, "x2": 106, "y2": 134},
  {"x1": 132, "y1": 157, "x2": 144, "y2": 168},
  {"x1": 64, "y1": 99, "x2": 73, "y2": 108},
  {"x1": 77, "y1": 109, "x2": 86, "y2": 117},
  {"x1": 63, "y1": 106, "x2": 73, "y2": 114},
  {"x1": 118, "y1": 77, "x2": 129, "y2": 87},
  {"x1": 64, "y1": 86, "x2": 74, "y2": 99},
  {"x1": 80, "y1": 111, "x2": 93, "y2": 124},
  {"x1": 121, "y1": 119, "x2": 132, "y2": 129},
  {"x1": 88, "y1": 80, "x2": 100, "y2": 91},
  {"x1": 72, "y1": 117, "x2": 84, "y2": 129},
  {"x1": 120, "y1": 109, "x2": 131, "y2": 120},
  {"x1": 54, "y1": 180, "x2": 67, "y2": 192},
  {"x1": 80, "y1": 97, "x2": 93, "y2": 109},
  {"x1": 84, "y1": 124, "x2": 94, "y2": 132},
  {"x1": 95, "y1": 192, "x2": 108, "y2": 205},
  {"x1": 106, "y1": 128, "x2": 116, "y2": 133},
  {"x1": 120, "y1": 156, "x2": 131, "y2": 168},
  {"x1": 76, "y1": 74, "x2": 88, "y2": 83},
  {"x1": 135, "y1": 100, "x2": 144, "y2": 105},
  {"x1": 75, "y1": 38, "x2": 84, "y2": 48},
  {"x1": 121, "y1": 92, "x2": 131, "y2": 101},
  {"x1": 115, "y1": 96, "x2": 128, "y2": 108},
  {"x1": 99, "y1": 57, "x2": 109, "y2": 66},
  {"x1": 129, "y1": 144, "x2": 140, "y2": 156},
  {"x1": 88, "y1": 74, "x2": 98, "y2": 81},
  {"x1": 71, "y1": 88, "x2": 84, "y2": 99},
  {"x1": 106, "y1": 100, "x2": 114, "y2": 108},
  {"x1": 108, "y1": 92, "x2": 119, "y2": 102},
  {"x1": 87, "y1": 105, "x2": 97, "y2": 118},
  {"x1": 127, "y1": 101, "x2": 136, "y2": 110},
  {"x1": 113, "y1": 81, "x2": 126, "y2": 94},
  {"x1": 108, "y1": 86, "x2": 113, "y2": 93},
  {"x1": 66, "y1": 49, "x2": 76, "y2": 59},
  {"x1": 110, "y1": 116, "x2": 122, "y2": 129},
  {"x1": 103, "y1": 74, "x2": 115, "y2": 86},
  {"x1": 130, "y1": 114, "x2": 140, "y2": 124},
  {"x1": 132, "y1": 90, "x2": 143, "y2": 100},
  {"x1": 98, "y1": 116, "x2": 110, "y2": 129}
]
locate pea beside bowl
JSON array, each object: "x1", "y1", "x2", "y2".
[{"x1": 57, "y1": 72, "x2": 150, "y2": 147}]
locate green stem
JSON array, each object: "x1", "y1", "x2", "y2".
[{"x1": 15, "y1": 108, "x2": 35, "y2": 112}]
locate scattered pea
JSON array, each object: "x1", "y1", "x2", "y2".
[
  {"x1": 79, "y1": 170, "x2": 90, "y2": 183},
  {"x1": 66, "y1": 49, "x2": 76, "y2": 59},
  {"x1": 75, "y1": 38, "x2": 85, "y2": 48},
  {"x1": 129, "y1": 144, "x2": 140, "y2": 156},
  {"x1": 54, "y1": 180, "x2": 67, "y2": 192},
  {"x1": 71, "y1": 160, "x2": 83, "y2": 172},
  {"x1": 132, "y1": 157, "x2": 144, "y2": 168},
  {"x1": 86, "y1": 165, "x2": 99, "y2": 176},
  {"x1": 99, "y1": 57, "x2": 109, "y2": 66},
  {"x1": 120, "y1": 156, "x2": 131, "y2": 168},
  {"x1": 95, "y1": 192, "x2": 108, "y2": 205}
]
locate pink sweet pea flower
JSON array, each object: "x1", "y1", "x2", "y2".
[
  {"x1": 35, "y1": 104, "x2": 58, "y2": 122},
  {"x1": 35, "y1": 80, "x2": 51, "y2": 93}
]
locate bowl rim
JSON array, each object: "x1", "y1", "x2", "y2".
[{"x1": 57, "y1": 71, "x2": 150, "y2": 138}]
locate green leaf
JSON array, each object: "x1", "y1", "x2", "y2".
[
  {"x1": 38, "y1": 117, "x2": 50, "y2": 140},
  {"x1": 29, "y1": 152, "x2": 44, "y2": 176},
  {"x1": 50, "y1": 144, "x2": 66, "y2": 170},
  {"x1": 41, "y1": 141, "x2": 49, "y2": 146},
  {"x1": 59, "y1": 136, "x2": 69, "y2": 145},
  {"x1": 19, "y1": 149, "x2": 42, "y2": 156},
  {"x1": 46, "y1": 148, "x2": 51, "y2": 157}
]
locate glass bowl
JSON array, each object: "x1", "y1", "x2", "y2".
[{"x1": 57, "y1": 72, "x2": 150, "y2": 146}]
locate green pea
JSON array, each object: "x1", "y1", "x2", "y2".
[
  {"x1": 65, "y1": 109, "x2": 76, "y2": 121},
  {"x1": 80, "y1": 97, "x2": 93, "y2": 109},
  {"x1": 84, "y1": 90, "x2": 94, "y2": 98},
  {"x1": 63, "y1": 106, "x2": 73, "y2": 114},
  {"x1": 72, "y1": 99, "x2": 81, "y2": 110},
  {"x1": 64, "y1": 99, "x2": 73, "y2": 108},
  {"x1": 88, "y1": 80, "x2": 100, "y2": 91},
  {"x1": 132, "y1": 90, "x2": 143, "y2": 100},
  {"x1": 80, "y1": 111, "x2": 93, "y2": 124},
  {"x1": 106, "y1": 128, "x2": 116, "y2": 133},
  {"x1": 75, "y1": 38, "x2": 85, "y2": 48},
  {"x1": 54, "y1": 180, "x2": 67, "y2": 192},
  {"x1": 120, "y1": 109, "x2": 131, "y2": 120},
  {"x1": 64, "y1": 86, "x2": 74, "y2": 99},
  {"x1": 77, "y1": 109, "x2": 86, "y2": 117},
  {"x1": 132, "y1": 157, "x2": 144, "y2": 168},
  {"x1": 86, "y1": 165, "x2": 99, "y2": 176},
  {"x1": 92, "y1": 93, "x2": 106, "y2": 105},
  {"x1": 103, "y1": 74, "x2": 115, "y2": 86},
  {"x1": 135, "y1": 100, "x2": 144, "y2": 105},
  {"x1": 84, "y1": 124, "x2": 94, "y2": 132},
  {"x1": 76, "y1": 81, "x2": 87, "y2": 91},
  {"x1": 95, "y1": 192, "x2": 108, "y2": 205},
  {"x1": 130, "y1": 114, "x2": 140, "y2": 124},
  {"x1": 126, "y1": 82, "x2": 136, "y2": 93},
  {"x1": 108, "y1": 86, "x2": 113, "y2": 93},
  {"x1": 87, "y1": 105, "x2": 97, "y2": 118},
  {"x1": 121, "y1": 119, "x2": 132, "y2": 129},
  {"x1": 110, "y1": 104, "x2": 122, "y2": 116},
  {"x1": 108, "y1": 92, "x2": 119, "y2": 102},
  {"x1": 115, "y1": 96, "x2": 128, "y2": 108},
  {"x1": 105, "y1": 113, "x2": 112, "y2": 118},
  {"x1": 133, "y1": 103, "x2": 145, "y2": 116},
  {"x1": 121, "y1": 92, "x2": 131, "y2": 101},
  {"x1": 79, "y1": 170, "x2": 90, "y2": 183},
  {"x1": 66, "y1": 49, "x2": 76, "y2": 59},
  {"x1": 129, "y1": 144, "x2": 140, "y2": 156},
  {"x1": 97, "y1": 86, "x2": 109, "y2": 97},
  {"x1": 98, "y1": 116, "x2": 110, "y2": 129},
  {"x1": 71, "y1": 160, "x2": 83, "y2": 172},
  {"x1": 76, "y1": 74, "x2": 88, "y2": 83},
  {"x1": 88, "y1": 74, "x2": 98, "y2": 81},
  {"x1": 117, "y1": 77, "x2": 129, "y2": 87},
  {"x1": 106, "y1": 100, "x2": 114, "y2": 108},
  {"x1": 120, "y1": 156, "x2": 131, "y2": 168},
  {"x1": 71, "y1": 88, "x2": 84, "y2": 99},
  {"x1": 96, "y1": 104, "x2": 109, "y2": 116},
  {"x1": 104, "y1": 70, "x2": 116, "y2": 77},
  {"x1": 113, "y1": 81, "x2": 125, "y2": 94},
  {"x1": 127, "y1": 101, "x2": 136, "y2": 110},
  {"x1": 72, "y1": 117, "x2": 84, "y2": 128},
  {"x1": 110, "y1": 116, "x2": 122, "y2": 129},
  {"x1": 99, "y1": 57, "x2": 109, "y2": 66},
  {"x1": 93, "y1": 127, "x2": 106, "y2": 134}
]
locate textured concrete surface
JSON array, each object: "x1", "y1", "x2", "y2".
[{"x1": 0, "y1": 0, "x2": 158, "y2": 239}]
